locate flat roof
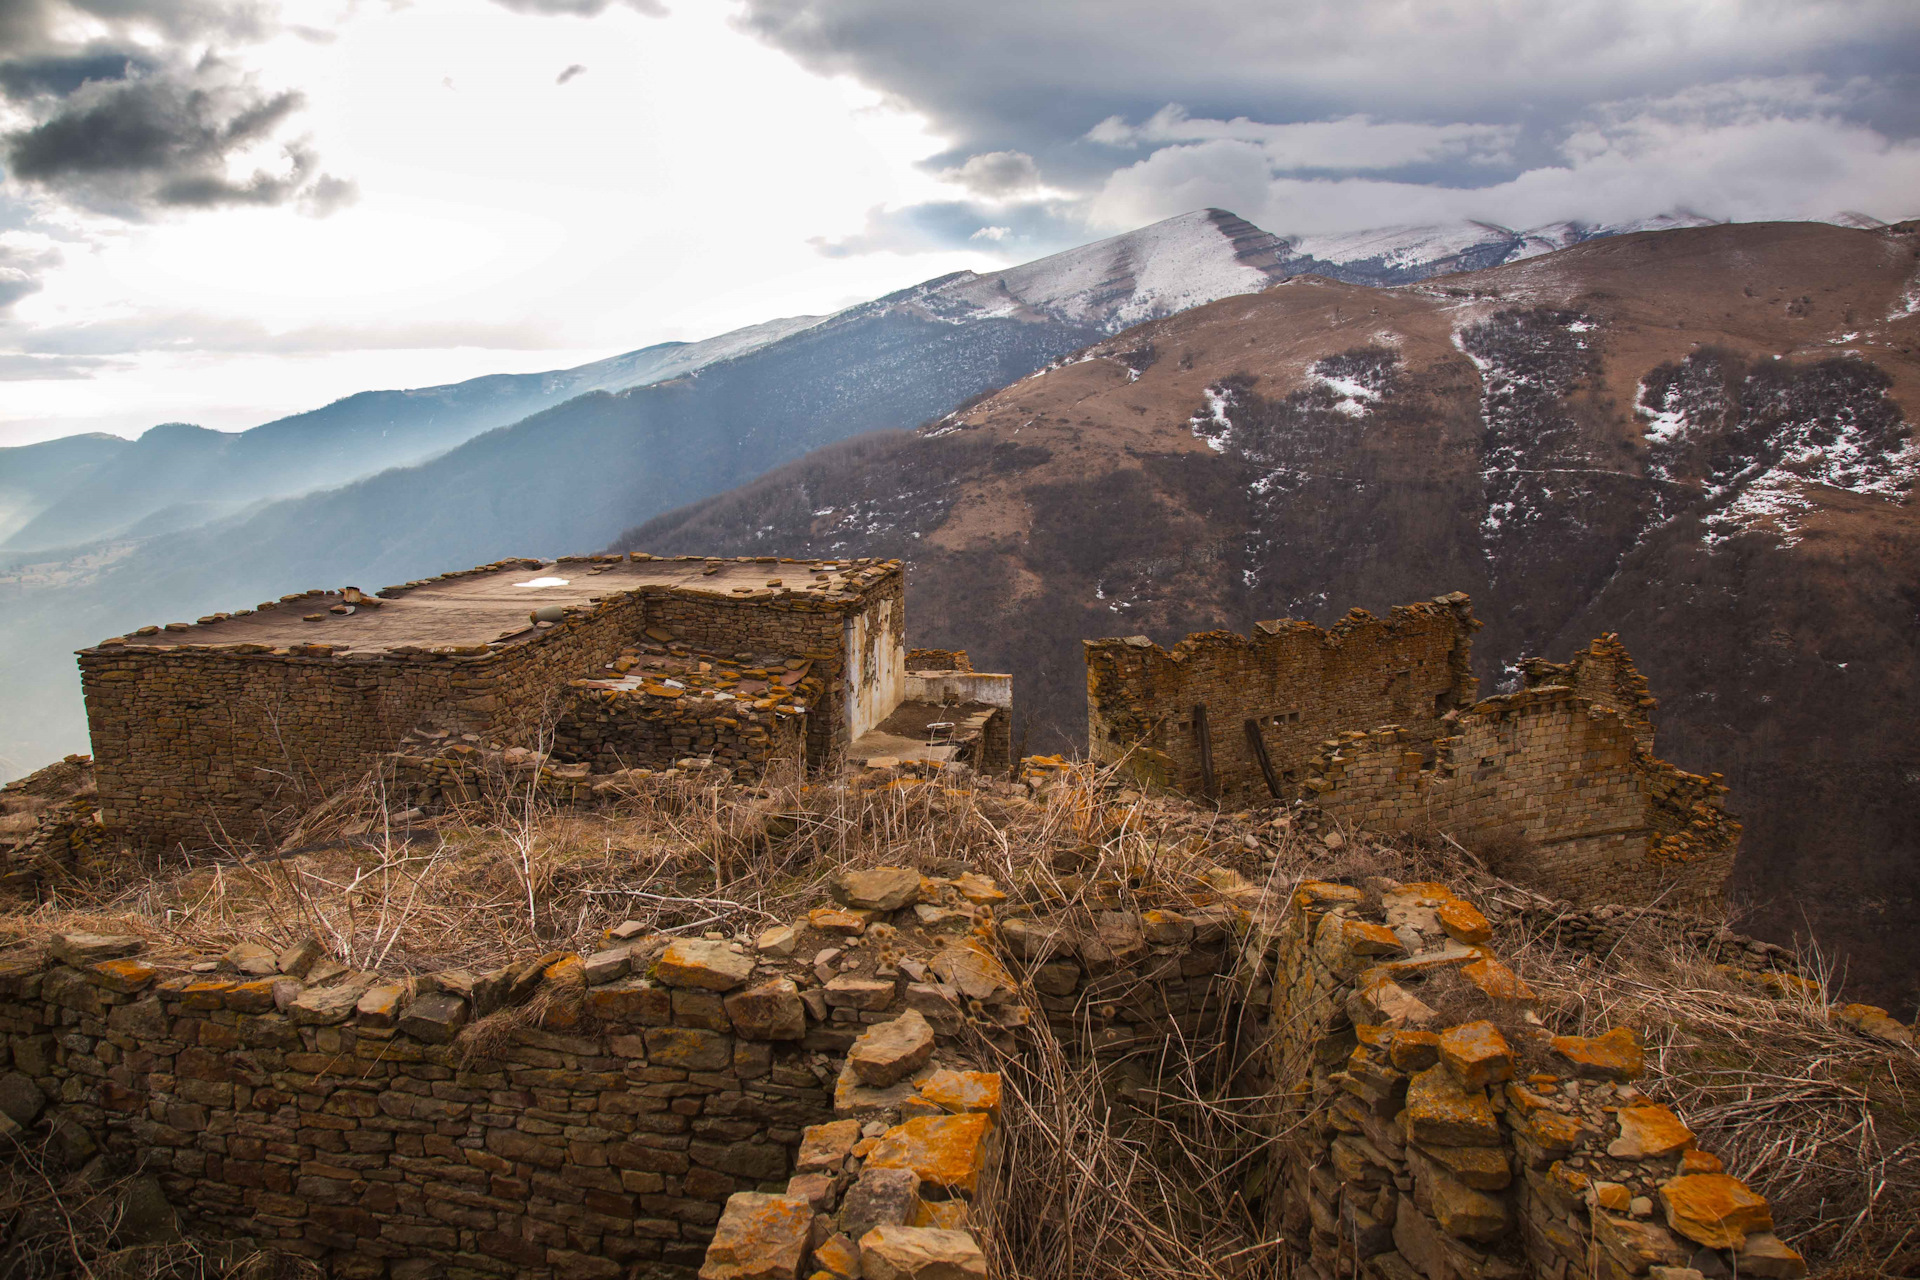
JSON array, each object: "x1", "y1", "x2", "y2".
[{"x1": 97, "y1": 555, "x2": 898, "y2": 655}]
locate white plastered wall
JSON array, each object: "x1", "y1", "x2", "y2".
[{"x1": 844, "y1": 593, "x2": 906, "y2": 741}]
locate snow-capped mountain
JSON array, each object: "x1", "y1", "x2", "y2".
[{"x1": 905, "y1": 209, "x2": 1289, "y2": 331}]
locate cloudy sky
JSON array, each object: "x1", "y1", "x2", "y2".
[{"x1": 1, "y1": 0, "x2": 1916, "y2": 446}]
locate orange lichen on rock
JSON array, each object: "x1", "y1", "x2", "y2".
[
  {"x1": 1659, "y1": 1173, "x2": 1773, "y2": 1249},
  {"x1": 1436, "y1": 898, "x2": 1493, "y2": 944},
  {"x1": 1438, "y1": 1020, "x2": 1514, "y2": 1091},
  {"x1": 864, "y1": 1113, "x2": 995, "y2": 1196},
  {"x1": 698, "y1": 1192, "x2": 812, "y2": 1280},
  {"x1": 1550, "y1": 1026, "x2": 1645, "y2": 1079},
  {"x1": 1608, "y1": 1104, "x2": 1695, "y2": 1159}
]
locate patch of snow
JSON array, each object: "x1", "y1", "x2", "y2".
[
  {"x1": 1704, "y1": 473, "x2": 1815, "y2": 548},
  {"x1": 513, "y1": 576, "x2": 569, "y2": 588},
  {"x1": 1831, "y1": 331, "x2": 1861, "y2": 344},
  {"x1": 1292, "y1": 220, "x2": 1515, "y2": 269},
  {"x1": 1889, "y1": 281, "x2": 1920, "y2": 320},
  {"x1": 932, "y1": 209, "x2": 1271, "y2": 333},
  {"x1": 1189, "y1": 385, "x2": 1235, "y2": 452}
]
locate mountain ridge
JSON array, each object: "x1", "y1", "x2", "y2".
[{"x1": 611, "y1": 218, "x2": 1920, "y2": 1016}]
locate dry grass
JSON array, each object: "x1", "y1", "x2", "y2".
[
  {"x1": 1495, "y1": 908, "x2": 1920, "y2": 1276},
  {"x1": 3, "y1": 761, "x2": 1916, "y2": 1277},
  {"x1": 0, "y1": 1131, "x2": 320, "y2": 1280}
]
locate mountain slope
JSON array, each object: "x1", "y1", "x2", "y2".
[
  {"x1": 0, "y1": 432, "x2": 128, "y2": 545},
  {"x1": 0, "y1": 314, "x2": 824, "y2": 553},
  {"x1": 613, "y1": 219, "x2": 1920, "y2": 1018},
  {"x1": 0, "y1": 209, "x2": 1309, "y2": 776}
]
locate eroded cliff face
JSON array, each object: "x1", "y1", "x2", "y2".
[{"x1": 615, "y1": 221, "x2": 1920, "y2": 1017}]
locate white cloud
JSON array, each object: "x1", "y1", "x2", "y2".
[
  {"x1": 940, "y1": 149, "x2": 1041, "y2": 196},
  {"x1": 1091, "y1": 83, "x2": 1920, "y2": 234},
  {"x1": 1087, "y1": 106, "x2": 1519, "y2": 171}
]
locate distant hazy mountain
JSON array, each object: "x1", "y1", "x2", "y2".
[
  {"x1": 0, "y1": 432, "x2": 127, "y2": 545},
  {"x1": 0, "y1": 314, "x2": 823, "y2": 553}
]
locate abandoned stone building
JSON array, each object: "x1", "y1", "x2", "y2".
[
  {"x1": 1085, "y1": 596, "x2": 1738, "y2": 913},
  {"x1": 78, "y1": 554, "x2": 1010, "y2": 851}
]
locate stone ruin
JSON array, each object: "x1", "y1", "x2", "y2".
[
  {"x1": 0, "y1": 810, "x2": 1843, "y2": 1280},
  {"x1": 76, "y1": 554, "x2": 1011, "y2": 853},
  {"x1": 1085, "y1": 597, "x2": 1738, "y2": 914},
  {"x1": 10, "y1": 575, "x2": 1905, "y2": 1278}
]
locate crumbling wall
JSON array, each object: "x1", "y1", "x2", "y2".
[
  {"x1": 1086, "y1": 596, "x2": 1479, "y2": 804},
  {"x1": 553, "y1": 683, "x2": 809, "y2": 775},
  {"x1": 1301, "y1": 688, "x2": 1738, "y2": 913},
  {"x1": 1271, "y1": 877, "x2": 1804, "y2": 1280},
  {"x1": 1519, "y1": 634, "x2": 1656, "y2": 752},
  {"x1": 78, "y1": 589, "x2": 649, "y2": 852}
]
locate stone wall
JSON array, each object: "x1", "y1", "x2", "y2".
[
  {"x1": 1518, "y1": 635, "x2": 1656, "y2": 753},
  {"x1": 0, "y1": 863, "x2": 1030, "y2": 1279},
  {"x1": 78, "y1": 559, "x2": 905, "y2": 853},
  {"x1": 552, "y1": 684, "x2": 810, "y2": 776},
  {"x1": 1269, "y1": 877, "x2": 1804, "y2": 1280},
  {"x1": 1300, "y1": 688, "x2": 1738, "y2": 913},
  {"x1": 1086, "y1": 596, "x2": 1480, "y2": 804},
  {"x1": 1086, "y1": 599, "x2": 1735, "y2": 915}
]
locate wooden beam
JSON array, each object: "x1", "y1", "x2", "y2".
[
  {"x1": 1193, "y1": 703, "x2": 1215, "y2": 800},
  {"x1": 1244, "y1": 718, "x2": 1282, "y2": 799}
]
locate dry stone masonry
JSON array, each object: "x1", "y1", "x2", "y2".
[
  {"x1": 1269, "y1": 877, "x2": 1806, "y2": 1280},
  {"x1": 1087, "y1": 599, "x2": 1737, "y2": 913},
  {"x1": 0, "y1": 863, "x2": 1032, "y2": 1280},
  {"x1": 78, "y1": 555, "x2": 1011, "y2": 853}
]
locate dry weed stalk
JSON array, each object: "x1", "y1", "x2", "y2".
[{"x1": 1496, "y1": 909, "x2": 1920, "y2": 1274}]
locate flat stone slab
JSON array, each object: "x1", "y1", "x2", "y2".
[
  {"x1": 655, "y1": 939, "x2": 755, "y2": 991},
  {"x1": 50, "y1": 932, "x2": 143, "y2": 967},
  {"x1": 832, "y1": 866, "x2": 921, "y2": 911},
  {"x1": 857, "y1": 1225, "x2": 988, "y2": 1280}
]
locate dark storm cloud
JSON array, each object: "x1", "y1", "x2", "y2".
[
  {"x1": 734, "y1": 0, "x2": 1920, "y2": 165},
  {"x1": 733, "y1": 0, "x2": 1920, "y2": 246},
  {"x1": 0, "y1": 0, "x2": 349, "y2": 220}
]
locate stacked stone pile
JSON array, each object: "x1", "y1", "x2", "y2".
[
  {"x1": 553, "y1": 636, "x2": 823, "y2": 776},
  {"x1": 1273, "y1": 877, "x2": 1808, "y2": 1280},
  {"x1": 0, "y1": 753, "x2": 112, "y2": 887},
  {"x1": 697, "y1": 1009, "x2": 1001, "y2": 1280}
]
